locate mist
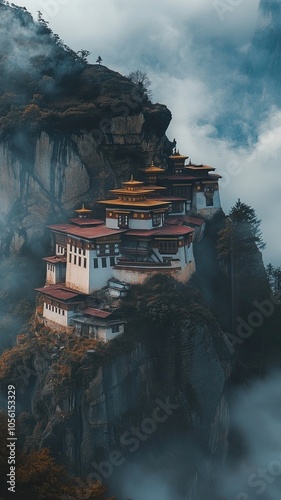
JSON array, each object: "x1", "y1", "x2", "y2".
[
  {"x1": 112, "y1": 373, "x2": 281, "y2": 499},
  {"x1": 217, "y1": 372, "x2": 281, "y2": 500}
]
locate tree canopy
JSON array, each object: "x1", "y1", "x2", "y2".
[
  {"x1": 266, "y1": 263, "x2": 281, "y2": 300},
  {"x1": 217, "y1": 199, "x2": 265, "y2": 259}
]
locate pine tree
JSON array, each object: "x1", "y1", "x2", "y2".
[
  {"x1": 228, "y1": 198, "x2": 265, "y2": 251},
  {"x1": 267, "y1": 263, "x2": 281, "y2": 300},
  {"x1": 217, "y1": 200, "x2": 268, "y2": 327}
]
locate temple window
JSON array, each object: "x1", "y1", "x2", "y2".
[
  {"x1": 204, "y1": 187, "x2": 214, "y2": 207},
  {"x1": 206, "y1": 197, "x2": 214, "y2": 207},
  {"x1": 171, "y1": 202, "x2": 183, "y2": 213},
  {"x1": 152, "y1": 214, "x2": 162, "y2": 227},
  {"x1": 173, "y1": 186, "x2": 191, "y2": 197},
  {"x1": 159, "y1": 240, "x2": 178, "y2": 254},
  {"x1": 118, "y1": 214, "x2": 129, "y2": 228},
  {"x1": 102, "y1": 258, "x2": 107, "y2": 268},
  {"x1": 94, "y1": 258, "x2": 98, "y2": 268},
  {"x1": 56, "y1": 245, "x2": 65, "y2": 255}
]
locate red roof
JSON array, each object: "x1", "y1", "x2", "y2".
[
  {"x1": 166, "y1": 215, "x2": 205, "y2": 226},
  {"x1": 48, "y1": 223, "x2": 74, "y2": 233},
  {"x1": 83, "y1": 308, "x2": 112, "y2": 318},
  {"x1": 48, "y1": 223, "x2": 126, "y2": 240},
  {"x1": 35, "y1": 285, "x2": 86, "y2": 301},
  {"x1": 70, "y1": 218, "x2": 104, "y2": 227},
  {"x1": 43, "y1": 256, "x2": 67, "y2": 264},
  {"x1": 126, "y1": 225, "x2": 194, "y2": 238}
]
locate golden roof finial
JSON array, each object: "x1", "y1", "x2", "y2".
[{"x1": 130, "y1": 174, "x2": 134, "y2": 181}]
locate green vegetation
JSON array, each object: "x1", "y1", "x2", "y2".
[
  {"x1": 0, "y1": 4, "x2": 146, "y2": 135},
  {"x1": 266, "y1": 263, "x2": 281, "y2": 300},
  {"x1": 0, "y1": 4, "x2": 86, "y2": 131},
  {"x1": 217, "y1": 198, "x2": 265, "y2": 258},
  {"x1": 121, "y1": 274, "x2": 216, "y2": 335},
  {"x1": 217, "y1": 199, "x2": 269, "y2": 316},
  {"x1": 216, "y1": 200, "x2": 281, "y2": 376}
]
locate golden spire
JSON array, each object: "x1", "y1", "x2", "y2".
[{"x1": 75, "y1": 203, "x2": 93, "y2": 217}]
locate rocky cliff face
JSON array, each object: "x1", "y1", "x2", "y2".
[
  {"x1": 11, "y1": 305, "x2": 231, "y2": 499},
  {"x1": 0, "y1": 102, "x2": 171, "y2": 255},
  {"x1": 0, "y1": 2, "x2": 172, "y2": 255}
]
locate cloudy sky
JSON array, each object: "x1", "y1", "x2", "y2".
[{"x1": 14, "y1": 0, "x2": 281, "y2": 265}]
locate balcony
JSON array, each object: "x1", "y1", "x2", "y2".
[
  {"x1": 121, "y1": 246, "x2": 151, "y2": 256},
  {"x1": 115, "y1": 258, "x2": 181, "y2": 270}
]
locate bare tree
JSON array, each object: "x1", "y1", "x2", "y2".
[{"x1": 127, "y1": 70, "x2": 152, "y2": 100}]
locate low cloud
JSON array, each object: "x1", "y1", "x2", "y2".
[{"x1": 217, "y1": 372, "x2": 281, "y2": 500}]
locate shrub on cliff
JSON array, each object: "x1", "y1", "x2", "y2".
[{"x1": 122, "y1": 274, "x2": 215, "y2": 336}]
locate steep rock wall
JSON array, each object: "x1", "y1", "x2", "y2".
[
  {"x1": 17, "y1": 318, "x2": 231, "y2": 498},
  {"x1": 0, "y1": 106, "x2": 171, "y2": 254}
]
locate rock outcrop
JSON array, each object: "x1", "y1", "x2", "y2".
[{"x1": 0, "y1": 102, "x2": 172, "y2": 254}]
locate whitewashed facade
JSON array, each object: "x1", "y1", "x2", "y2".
[{"x1": 37, "y1": 150, "x2": 222, "y2": 338}]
